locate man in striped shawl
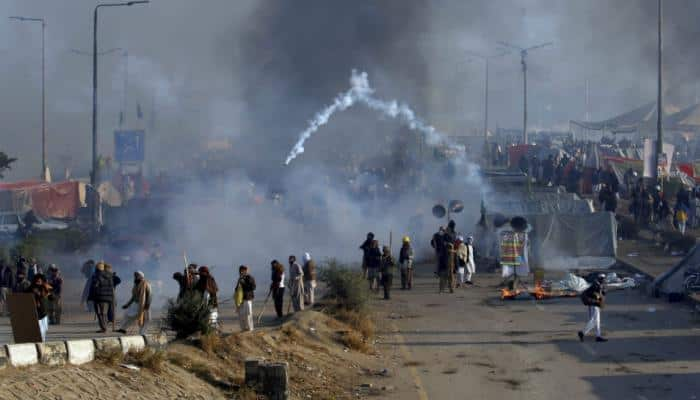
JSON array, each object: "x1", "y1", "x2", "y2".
[{"x1": 116, "y1": 271, "x2": 152, "y2": 335}]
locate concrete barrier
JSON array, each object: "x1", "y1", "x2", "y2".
[
  {"x1": 0, "y1": 346, "x2": 7, "y2": 369},
  {"x1": 6, "y1": 343, "x2": 38, "y2": 367},
  {"x1": 142, "y1": 333, "x2": 168, "y2": 350},
  {"x1": 93, "y1": 337, "x2": 121, "y2": 353},
  {"x1": 66, "y1": 340, "x2": 95, "y2": 365},
  {"x1": 36, "y1": 341, "x2": 67, "y2": 366},
  {"x1": 119, "y1": 335, "x2": 146, "y2": 354}
]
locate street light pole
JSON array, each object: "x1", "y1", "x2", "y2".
[
  {"x1": 499, "y1": 41, "x2": 553, "y2": 145},
  {"x1": 467, "y1": 50, "x2": 508, "y2": 166},
  {"x1": 10, "y1": 16, "x2": 47, "y2": 181},
  {"x1": 655, "y1": 0, "x2": 663, "y2": 181},
  {"x1": 91, "y1": 1, "x2": 149, "y2": 187}
]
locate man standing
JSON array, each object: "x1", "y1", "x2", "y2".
[
  {"x1": 234, "y1": 265, "x2": 256, "y2": 331},
  {"x1": 270, "y1": 260, "x2": 285, "y2": 319},
  {"x1": 578, "y1": 274, "x2": 608, "y2": 342},
  {"x1": 90, "y1": 262, "x2": 114, "y2": 333},
  {"x1": 302, "y1": 253, "x2": 317, "y2": 306},
  {"x1": 116, "y1": 271, "x2": 152, "y2": 335},
  {"x1": 399, "y1": 236, "x2": 414, "y2": 290},
  {"x1": 367, "y1": 240, "x2": 382, "y2": 292},
  {"x1": 26, "y1": 273, "x2": 50, "y2": 342},
  {"x1": 439, "y1": 243, "x2": 456, "y2": 293},
  {"x1": 465, "y1": 236, "x2": 476, "y2": 285},
  {"x1": 380, "y1": 246, "x2": 396, "y2": 300},
  {"x1": 80, "y1": 259, "x2": 96, "y2": 310},
  {"x1": 288, "y1": 255, "x2": 304, "y2": 313},
  {"x1": 455, "y1": 237, "x2": 467, "y2": 288},
  {"x1": 0, "y1": 261, "x2": 14, "y2": 316},
  {"x1": 359, "y1": 232, "x2": 374, "y2": 279},
  {"x1": 46, "y1": 265, "x2": 63, "y2": 325},
  {"x1": 431, "y1": 227, "x2": 446, "y2": 275},
  {"x1": 27, "y1": 258, "x2": 42, "y2": 282}
]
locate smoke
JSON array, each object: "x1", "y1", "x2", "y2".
[{"x1": 285, "y1": 70, "x2": 458, "y2": 165}]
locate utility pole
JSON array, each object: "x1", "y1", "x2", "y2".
[
  {"x1": 91, "y1": 1, "x2": 149, "y2": 187},
  {"x1": 467, "y1": 50, "x2": 508, "y2": 166},
  {"x1": 655, "y1": 0, "x2": 663, "y2": 181},
  {"x1": 499, "y1": 41, "x2": 553, "y2": 145},
  {"x1": 10, "y1": 16, "x2": 47, "y2": 181}
]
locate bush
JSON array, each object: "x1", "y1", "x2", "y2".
[
  {"x1": 125, "y1": 348, "x2": 166, "y2": 373},
  {"x1": 334, "y1": 308, "x2": 374, "y2": 339},
  {"x1": 318, "y1": 259, "x2": 369, "y2": 313},
  {"x1": 166, "y1": 291, "x2": 213, "y2": 339}
]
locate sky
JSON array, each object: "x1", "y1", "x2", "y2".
[{"x1": 0, "y1": 0, "x2": 698, "y2": 180}]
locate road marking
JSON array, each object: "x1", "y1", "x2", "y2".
[{"x1": 391, "y1": 321, "x2": 429, "y2": 400}]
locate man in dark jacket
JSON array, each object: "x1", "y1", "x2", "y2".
[
  {"x1": 0, "y1": 261, "x2": 15, "y2": 316},
  {"x1": 13, "y1": 270, "x2": 30, "y2": 293},
  {"x1": 90, "y1": 262, "x2": 114, "y2": 333},
  {"x1": 380, "y1": 246, "x2": 396, "y2": 300},
  {"x1": 235, "y1": 265, "x2": 256, "y2": 331},
  {"x1": 366, "y1": 240, "x2": 382, "y2": 292},
  {"x1": 270, "y1": 260, "x2": 285, "y2": 319},
  {"x1": 27, "y1": 273, "x2": 50, "y2": 341},
  {"x1": 578, "y1": 274, "x2": 607, "y2": 342},
  {"x1": 359, "y1": 232, "x2": 374, "y2": 279},
  {"x1": 46, "y1": 265, "x2": 63, "y2": 325}
]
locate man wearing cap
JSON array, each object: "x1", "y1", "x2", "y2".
[
  {"x1": 578, "y1": 274, "x2": 608, "y2": 342},
  {"x1": 116, "y1": 271, "x2": 151, "y2": 335},
  {"x1": 399, "y1": 236, "x2": 414, "y2": 290}
]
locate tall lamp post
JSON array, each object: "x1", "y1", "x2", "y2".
[
  {"x1": 655, "y1": 0, "x2": 663, "y2": 182},
  {"x1": 466, "y1": 50, "x2": 508, "y2": 166},
  {"x1": 71, "y1": 48, "x2": 126, "y2": 126},
  {"x1": 498, "y1": 41, "x2": 553, "y2": 145},
  {"x1": 91, "y1": 1, "x2": 148, "y2": 187},
  {"x1": 10, "y1": 16, "x2": 47, "y2": 181}
]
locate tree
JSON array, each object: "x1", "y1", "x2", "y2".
[{"x1": 0, "y1": 152, "x2": 16, "y2": 179}]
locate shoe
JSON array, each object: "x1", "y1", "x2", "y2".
[
  {"x1": 96, "y1": 329, "x2": 106, "y2": 334},
  {"x1": 595, "y1": 336, "x2": 608, "y2": 342},
  {"x1": 577, "y1": 331, "x2": 584, "y2": 342},
  {"x1": 116, "y1": 329, "x2": 127, "y2": 334},
  {"x1": 466, "y1": 281, "x2": 474, "y2": 285}
]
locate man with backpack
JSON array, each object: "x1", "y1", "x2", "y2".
[{"x1": 578, "y1": 274, "x2": 608, "y2": 342}]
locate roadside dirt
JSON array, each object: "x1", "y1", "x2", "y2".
[{"x1": 0, "y1": 311, "x2": 393, "y2": 399}]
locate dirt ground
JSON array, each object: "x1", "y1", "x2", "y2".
[{"x1": 0, "y1": 310, "x2": 398, "y2": 400}]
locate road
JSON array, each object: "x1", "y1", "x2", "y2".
[{"x1": 374, "y1": 269, "x2": 700, "y2": 400}]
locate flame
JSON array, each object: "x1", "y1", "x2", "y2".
[{"x1": 500, "y1": 288, "x2": 522, "y2": 300}]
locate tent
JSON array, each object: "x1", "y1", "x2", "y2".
[
  {"x1": 653, "y1": 245, "x2": 700, "y2": 295},
  {"x1": 0, "y1": 181, "x2": 86, "y2": 219},
  {"x1": 571, "y1": 102, "x2": 657, "y2": 139}
]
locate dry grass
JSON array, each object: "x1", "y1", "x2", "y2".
[
  {"x1": 333, "y1": 309, "x2": 375, "y2": 339},
  {"x1": 340, "y1": 330, "x2": 368, "y2": 353},
  {"x1": 125, "y1": 348, "x2": 166, "y2": 373},
  {"x1": 403, "y1": 360, "x2": 425, "y2": 367},
  {"x1": 199, "y1": 332, "x2": 222, "y2": 355},
  {"x1": 167, "y1": 352, "x2": 236, "y2": 390},
  {"x1": 95, "y1": 347, "x2": 123, "y2": 366}
]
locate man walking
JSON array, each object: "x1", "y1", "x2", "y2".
[
  {"x1": 234, "y1": 265, "x2": 256, "y2": 331},
  {"x1": 116, "y1": 271, "x2": 151, "y2": 335},
  {"x1": 465, "y1": 236, "x2": 476, "y2": 285},
  {"x1": 399, "y1": 236, "x2": 414, "y2": 290},
  {"x1": 302, "y1": 253, "x2": 317, "y2": 306},
  {"x1": 90, "y1": 262, "x2": 114, "y2": 333},
  {"x1": 270, "y1": 260, "x2": 285, "y2": 319},
  {"x1": 367, "y1": 240, "x2": 382, "y2": 292},
  {"x1": 578, "y1": 274, "x2": 608, "y2": 342},
  {"x1": 0, "y1": 261, "x2": 14, "y2": 316},
  {"x1": 288, "y1": 255, "x2": 304, "y2": 313},
  {"x1": 359, "y1": 232, "x2": 374, "y2": 279}
]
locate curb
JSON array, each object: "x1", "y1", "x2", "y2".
[{"x1": 2, "y1": 332, "x2": 169, "y2": 369}]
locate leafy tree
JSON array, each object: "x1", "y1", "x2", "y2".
[{"x1": 0, "y1": 152, "x2": 17, "y2": 179}]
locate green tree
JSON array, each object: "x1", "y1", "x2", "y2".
[{"x1": 0, "y1": 152, "x2": 17, "y2": 179}]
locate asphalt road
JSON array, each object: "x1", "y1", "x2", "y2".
[{"x1": 373, "y1": 269, "x2": 700, "y2": 400}]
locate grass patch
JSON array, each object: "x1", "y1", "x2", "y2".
[
  {"x1": 199, "y1": 332, "x2": 222, "y2": 355},
  {"x1": 125, "y1": 348, "x2": 166, "y2": 373},
  {"x1": 333, "y1": 309, "x2": 375, "y2": 339},
  {"x1": 167, "y1": 352, "x2": 236, "y2": 390},
  {"x1": 95, "y1": 347, "x2": 123, "y2": 366},
  {"x1": 340, "y1": 330, "x2": 368, "y2": 353}
]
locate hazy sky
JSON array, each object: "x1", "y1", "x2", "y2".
[{"x1": 0, "y1": 0, "x2": 698, "y2": 180}]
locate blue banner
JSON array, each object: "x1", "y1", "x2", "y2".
[{"x1": 114, "y1": 130, "x2": 145, "y2": 162}]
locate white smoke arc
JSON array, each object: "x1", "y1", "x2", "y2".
[{"x1": 284, "y1": 69, "x2": 457, "y2": 165}]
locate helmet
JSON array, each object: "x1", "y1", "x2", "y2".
[{"x1": 402, "y1": 236, "x2": 410, "y2": 244}]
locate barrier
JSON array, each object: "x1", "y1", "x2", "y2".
[
  {"x1": 6, "y1": 343, "x2": 38, "y2": 367},
  {"x1": 66, "y1": 340, "x2": 95, "y2": 365},
  {"x1": 93, "y1": 337, "x2": 121, "y2": 353},
  {"x1": 119, "y1": 335, "x2": 146, "y2": 354},
  {"x1": 36, "y1": 341, "x2": 67, "y2": 366}
]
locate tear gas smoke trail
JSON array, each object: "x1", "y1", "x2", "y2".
[{"x1": 285, "y1": 70, "x2": 459, "y2": 165}]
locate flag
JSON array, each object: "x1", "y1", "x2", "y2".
[{"x1": 136, "y1": 103, "x2": 143, "y2": 120}]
